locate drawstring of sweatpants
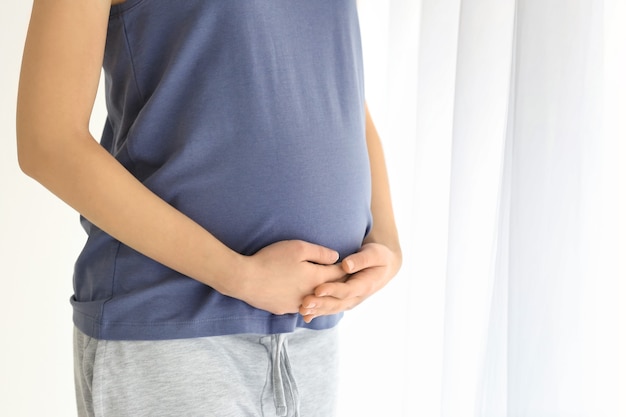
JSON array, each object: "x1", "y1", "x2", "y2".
[{"x1": 263, "y1": 333, "x2": 300, "y2": 417}]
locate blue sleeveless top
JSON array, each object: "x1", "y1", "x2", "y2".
[{"x1": 71, "y1": 0, "x2": 372, "y2": 340}]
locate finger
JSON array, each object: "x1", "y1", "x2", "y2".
[
  {"x1": 314, "y1": 276, "x2": 374, "y2": 300},
  {"x1": 296, "y1": 241, "x2": 339, "y2": 265},
  {"x1": 300, "y1": 295, "x2": 363, "y2": 321},
  {"x1": 341, "y1": 245, "x2": 381, "y2": 274},
  {"x1": 307, "y1": 263, "x2": 347, "y2": 288}
]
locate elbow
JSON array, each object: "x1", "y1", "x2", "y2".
[
  {"x1": 17, "y1": 122, "x2": 93, "y2": 184},
  {"x1": 16, "y1": 128, "x2": 45, "y2": 180},
  {"x1": 16, "y1": 113, "x2": 82, "y2": 180},
  {"x1": 16, "y1": 107, "x2": 41, "y2": 178},
  {"x1": 17, "y1": 152, "x2": 36, "y2": 180},
  {"x1": 16, "y1": 124, "x2": 62, "y2": 181},
  {"x1": 16, "y1": 103, "x2": 67, "y2": 180},
  {"x1": 16, "y1": 132, "x2": 37, "y2": 178}
]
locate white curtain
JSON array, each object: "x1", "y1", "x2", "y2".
[{"x1": 344, "y1": 0, "x2": 625, "y2": 416}]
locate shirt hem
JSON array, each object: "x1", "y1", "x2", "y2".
[{"x1": 73, "y1": 310, "x2": 343, "y2": 341}]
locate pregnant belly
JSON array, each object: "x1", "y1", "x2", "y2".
[{"x1": 159, "y1": 141, "x2": 373, "y2": 259}]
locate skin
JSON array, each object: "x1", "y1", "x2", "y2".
[{"x1": 17, "y1": 0, "x2": 401, "y2": 321}]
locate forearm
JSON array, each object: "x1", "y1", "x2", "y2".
[
  {"x1": 364, "y1": 105, "x2": 402, "y2": 260},
  {"x1": 18, "y1": 131, "x2": 244, "y2": 296}
]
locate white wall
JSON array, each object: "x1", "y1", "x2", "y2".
[
  {"x1": 0, "y1": 2, "x2": 412, "y2": 416},
  {"x1": 1, "y1": 5, "x2": 69, "y2": 417},
  {"x1": 1, "y1": 3, "x2": 85, "y2": 415}
]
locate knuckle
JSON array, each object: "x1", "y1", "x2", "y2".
[
  {"x1": 292, "y1": 240, "x2": 307, "y2": 253},
  {"x1": 315, "y1": 283, "x2": 331, "y2": 296}
]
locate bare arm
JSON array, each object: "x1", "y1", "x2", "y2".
[
  {"x1": 300, "y1": 105, "x2": 402, "y2": 321},
  {"x1": 17, "y1": 0, "x2": 343, "y2": 315},
  {"x1": 361, "y1": 104, "x2": 402, "y2": 254}
]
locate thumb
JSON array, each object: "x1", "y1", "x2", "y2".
[
  {"x1": 341, "y1": 249, "x2": 371, "y2": 274},
  {"x1": 298, "y1": 241, "x2": 340, "y2": 265}
]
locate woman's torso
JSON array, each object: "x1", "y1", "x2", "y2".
[{"x1": 72, "y1": 0, "x2": 371, "y2": 340}]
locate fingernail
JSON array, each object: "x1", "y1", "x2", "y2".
[
  {"x1": 305, "y1": 302, "x2": 316, "y2": 309},
  {"x1": 345, "y1": 259, "x2": 354, "y2": 272}
]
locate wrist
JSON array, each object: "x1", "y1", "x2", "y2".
[
  {"x1": 216, "y1": 251, "x2": 255, "y2": 301},
  {"x1": 362, "y1": 238, "x2": 403, "y2": 275}
]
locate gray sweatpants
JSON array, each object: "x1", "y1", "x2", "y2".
[{"x1": 73, "y1": 326, "x2": 339, "y2": 417}]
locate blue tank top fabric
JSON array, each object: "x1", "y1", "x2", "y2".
[{"x1": 71, "y1": 0, "x2": 372, "y2": 340}]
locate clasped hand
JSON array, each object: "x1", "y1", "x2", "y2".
[
  {"x1": 236, "y1": 240, "x2": 401, "y2": 322},
  {"x1": 299, "y1": 242, "x2": 401, "y2": 323}
]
